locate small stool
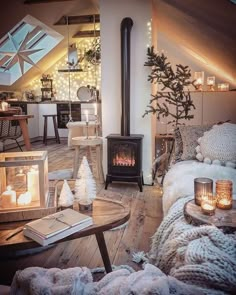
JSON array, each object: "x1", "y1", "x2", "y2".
[
  {"x1": 72, "y1": 136, "x2": 104, "y2": 183},
  {"x1": 43, "y1": 114, "x2": 60, "y2": 145}
]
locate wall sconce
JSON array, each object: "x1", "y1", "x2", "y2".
[
  {"x1": 194, "y1": 177, "x2": 213, "y2": 205},
  {"x1": 207, "y1": 76, "x2": 215, "y2": 91},
  {"x1": 217, "y1": 83, "x2": 229, "y2": 91},
  {"x1": 201, "y1": 194, "x2": 216, "y2": 215},
  {"x1": 194, "y1": 71, "x2": 204, "y2": 91},
  {"x1": 216, "y1": 180, "x2": 233, "y2": 209}
]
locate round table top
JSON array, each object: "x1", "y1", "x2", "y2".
[
  {"x1": 0, "y1": 197, "x2": 130, "y2": 253},
  {"x1": 72, "y1": 136, "x2": 103, "y2": 146},
  {"x1": 184, "y1": 199, "x2": 236, "y2": 232}
]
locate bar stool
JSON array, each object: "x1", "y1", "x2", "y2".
[
  {"x1": 43, "y1": 114, "x2": 60, "y2": 145},
  {"x1": 72, "y1": 136, "x2": 104, "y2": 183}
]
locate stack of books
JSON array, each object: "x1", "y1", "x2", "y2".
[{"x1": 23, "y1": 208, "x2": 93, "y2": 246}]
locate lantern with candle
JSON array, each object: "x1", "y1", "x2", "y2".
[
  {"x1": 201, "y1": 194, "x2": 216, "y2": 215},
  {"x1": 194, "y1": 177, "x2": 213, "y2": 206},
  {"x1": 216, "y1": 180, "x2": 233, "y2": 210},
  {"x1": 194, "y1": 71, "x2": 204, "y2": 91},
  {"x1": 0, "y1": 151, "x2": 55, "y2": 222},
  {"x1": 207, "y1": 76, "x2": 215, "y2": 91}
]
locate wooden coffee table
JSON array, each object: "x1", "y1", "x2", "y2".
[{"x1": 0, "y1": 198, "x2": 130, "y2": 273}]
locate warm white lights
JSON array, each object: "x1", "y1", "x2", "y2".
[{"x1": 30, "y1": 39, "x2": 101, "y2": 101}]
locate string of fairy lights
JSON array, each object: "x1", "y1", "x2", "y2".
[{"x1": 29, "y1": 39, "x2": 101, "y2": 101}]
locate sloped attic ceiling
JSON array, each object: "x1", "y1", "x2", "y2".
[
  {"x1": 154, "y1": 0, "x2": 236, "y2": 86},
  {"x1": 0, "y1": 0, "x2": 99, "y2": 91}
]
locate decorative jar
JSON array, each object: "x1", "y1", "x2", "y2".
[
  {"x1": 216, "y1": 180, "x2": 233, "y2": 210},
  {"x1": 194, "y1": 177, "x2": 213, "y2": 206}
]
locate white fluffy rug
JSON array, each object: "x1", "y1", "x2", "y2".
[{"x1": 163, "y1": 160, "x2": 236, "y2": 215}]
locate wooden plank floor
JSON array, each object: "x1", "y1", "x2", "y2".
[{"x1": 0, "y1": 140, "x2": 163, "y2": 285}]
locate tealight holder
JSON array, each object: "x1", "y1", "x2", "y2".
[
  {"x1": 207, "y1": 76, "x2": 215, "y2": 91},
  {"x1": 216, "y1": 180, "x2": 233, "y2": 210},
  {"x1": 201, "y1": 194, "x2": 216, "y2": 215},
  {"x1": 194, "y1": 71, "x2": 204, "y2": 91},
  {"x1": 217, "y1": 83, "x2": 229, "y2": 91},
  {"x1": 194, "y1": 177, "x2": 213, "y2": 206}
]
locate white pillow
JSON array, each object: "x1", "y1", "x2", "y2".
[{"x1": 196, "y1": 123, "x2": 236, "y2": 168}]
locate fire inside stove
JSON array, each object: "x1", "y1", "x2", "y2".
[{"x1": 112, "y1": 144, "x2": 135, "y2": 167}]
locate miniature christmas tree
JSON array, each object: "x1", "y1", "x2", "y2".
[
  {"x1": 143, "y1": 46, "x2": 196, "y2": 126},
  {"x1": 74, "y1": 156, "x2": 96, "y2": 203},
  {"x1": 58, "y1": 180, "x2": 74, "y2": 208}
]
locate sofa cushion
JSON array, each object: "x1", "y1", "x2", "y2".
[
  {"x1": 174, "y1": 125, "x2": 212, "y2": 162},
  {"x1": 196, "y1": 123, "x2": 236, "y2": 167}
]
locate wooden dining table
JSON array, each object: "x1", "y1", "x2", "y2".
[{"x1": 0, "y1": 114, "x2": 34, "y2": 151}]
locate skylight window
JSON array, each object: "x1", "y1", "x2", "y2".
[{"x1": 0, "y1": 15, "x2": 63, "y2": 85}]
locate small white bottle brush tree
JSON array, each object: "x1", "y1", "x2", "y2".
[{"x1": 74, "y1": 156, "x2": 96, "y2": 204}]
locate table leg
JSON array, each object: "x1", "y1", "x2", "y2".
[
  {"x1": 95, "y1": 232, "x2": 112, "y2": 273},
  {"x1": 18, "y1": 119, "x2": 31, "y2": 151},
  {"x1": 73, "y1": 146, "x2": 80, "y2": 178}
]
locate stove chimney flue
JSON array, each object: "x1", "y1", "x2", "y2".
[{"x1": 121, "y1": 17, "x2": 133, "y2": 136}]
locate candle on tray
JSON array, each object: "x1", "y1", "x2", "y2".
[
  {"x1": 216, "y1": 180, "x2": 232, "y2": 209},
  {"x1": 85, "y1": 110, "x2": 89, "y2": 123},
  {"x1": 15, "y1": 169, "x2": 26, "y2": 184},
  {"x1": 94, "y1": 103, "x2": 97, "y2": 116},
  {"x1": 201, "y1": 194, "x2": 216, "y2": 215},
  {"x1": 1, "y1": 186, "x2": 16, "y2": 208},
  {"x1": 27, "y1": 167, "x2": 40, "y2": 202},
  {"x1": 17, "y1": 192, "x2": 32, "y2": 206}
]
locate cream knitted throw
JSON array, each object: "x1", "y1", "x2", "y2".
[{"x1": 148, "y1": 196, "x2": 236, "y2": 295}]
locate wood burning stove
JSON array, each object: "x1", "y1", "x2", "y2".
[
  {"x1": 105, "y1": 134, "x2": 144, "y2": 191},
  {"x1": 105, "y1": 17, "x2": 144, "y2": 192}
]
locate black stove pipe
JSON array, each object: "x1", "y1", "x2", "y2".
[{"x1": 120, "y1": 17, "x2": 133, "y2": 136}]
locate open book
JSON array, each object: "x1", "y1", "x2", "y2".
[{"x1": 23, "y1": 208, "x2": 93, "y2": 246}]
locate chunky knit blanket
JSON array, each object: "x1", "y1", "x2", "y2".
[
  {"x1": 148, "y1": 196, "x2": 236, "y2": 295},
  {"x1": 10, "y1": 263, "x2": 204, "y2": 295}
]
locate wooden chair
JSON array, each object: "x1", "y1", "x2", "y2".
[{"x1": 0, "y1": 107, "x2": 23, "y2": 151}]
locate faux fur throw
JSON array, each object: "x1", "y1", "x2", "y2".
[
  {"x1": 10, "y1": 263, "x2": 204, "y2": 295},
  {"x1": 148, "y1": 197, "x2": 236, "y2": 295},
  {"x1": 163, "y1": 160, "x2": 236, "y2": 216}
]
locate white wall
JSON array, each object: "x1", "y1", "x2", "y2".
[{"x1": 100, "y1": 0, "x2": 153, "y2": 184}]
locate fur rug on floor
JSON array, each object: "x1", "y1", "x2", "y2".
[{"x1": 10, "y1": 264, "x2": 204, "y2": 295}]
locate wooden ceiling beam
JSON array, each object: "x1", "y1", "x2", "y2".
[
  {"x1": 73, "y1": 30, "x2": 100, "y2": 38},
  {"x1": 24, "y1": 0, "x2": 72, "y2": 4},
  {"x1": 54, "y1": 14, "x2": 100, "y2": 26}
]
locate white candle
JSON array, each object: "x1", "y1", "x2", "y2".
[
  {"x1": 16, "y1": 169, "x2": 26, "y2": 184},
  {"x1": 218, "y1": 198, "x2": 231, "y2": 206},
  {"x1": 1, "y1": 186, "x2": 16, "y2": 208},
  {"x1": 17, "y1": 192, "x2": 32, "y2": 206},
  {"x1": 94, "y1": 103, "x2": 97, "y2": 116},
  {"x1": 85, "y1": 110, "x2": 89, "y2": 123},
  {"x1": 27, "y1": 167, "x2": 39, "y2": 202}
]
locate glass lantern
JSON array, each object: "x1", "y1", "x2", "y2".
[
  {"x1": 194, "y1": 71, "x2": 204, "y2": 91},
  {"x1": 201, "y1": 194, "x2": 216, "y2": 215},
  {"x1": 207, "y1": 76, "x2": 215, "y2": 91},
  {"x1": 216, "y1": 180, "x2": 233, "y2": 210},
  {"x1": 194, "y1": 177, "x2": 213, "y2": 206},
  {"x1": 0, "y1": 151, "x2": 49, "y2": 212}
]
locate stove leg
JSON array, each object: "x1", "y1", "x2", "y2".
[
  {"x1": 105, "y1": 175, "x2": 111, "y2": 190},
  {"x1": 138, "y1": 176, "x2": 143, "y2": 192}
]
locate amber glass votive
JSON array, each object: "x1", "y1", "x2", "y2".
[
  {"x1": 216, "y1": 180, "x2": 233, "y2": 210},
  {"x1": 201, "y1": 194, "x2": 216, "y2": 215},
  {"x1": 194, "y1": 178, "x2": 213, "y2": 206}
]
